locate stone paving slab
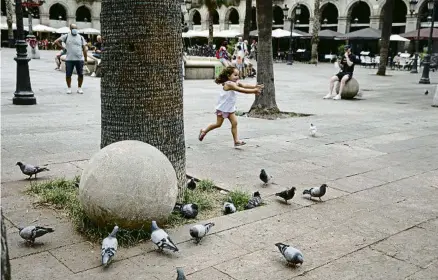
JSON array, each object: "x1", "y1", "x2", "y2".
[
  {"x1": 405, "y1": 260, "x2": 438, "y2": 280},
  {"x1": 293, "y1": 247, "x2": 420, "y2": 280}
]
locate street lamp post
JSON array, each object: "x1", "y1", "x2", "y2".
[
  {"x1": 419, "y1": 0, "x2": 435, "y2": 84},
  {"x1": 409, "y1": 0, "x2": 419, "y2": 73},
  {"x1": 13, "y1": 0, "x2": 36, "y2": 105},
  {"x1": 283, "y1": 4, "x2": 301, "y2": 65}
]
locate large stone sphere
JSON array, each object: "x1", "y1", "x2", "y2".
[
  {"x1": 336, "y1": 77, "x2": 360, "y2": 99},
  {"x1": 78, "y1": 140, "x2": 178, "y2": 229}
]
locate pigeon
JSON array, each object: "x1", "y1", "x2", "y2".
[
  {"x1": 425, "y1": 90, "x2": 429, "y2": 95},
  {"x1": 18, "y1": 225, "x2": 54, "y2": 243},
  {"x1": 174, "y1": 203, "x2": 198, "y2": 219},
  {"x1": 189, "y1": 222, "x2": 215, "y2": 244},
  {"x1": 16, "y1": 162, "x2": 49, "y2": 179},
  {"x1": 259, "y1": 169, "x2": 272, "y2": 185},
  {"x1": 187, "y1": 178, "x2": 196, "y2": 190},
  {"x1": 303, "y1": 184, "x2": 328, "y2": 201},
  {"x1": 309, "y1": 123, "x2": 317, "y2": 137},
  {"x1": 101, "y1": 226, "x2": 119, "y2": 267},
  {"x1": 150, "y1": 221, "x2": 179, "y2": 252},
  {"x1": 275, "y1": 187, "x2": 296, "y2": 204},
  {"x1": 223, "y1": 202, "x2": 236, "y2": 215},
  {"x1": 275, "y1": 242, "x2": 304, "y2": 266},
  {"x1": 244, "y1": 191, "x2": 262, "y2": 209},
  {"x1": 176, "y1": 267, "x2": 187, "y2": 280}
]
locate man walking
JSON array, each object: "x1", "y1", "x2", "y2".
[{"x1": 54, "y1": 23, "x2": 87, "y2": 94}]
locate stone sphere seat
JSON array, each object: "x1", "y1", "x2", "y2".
[
  {"x1": 335, "y1": 77, "x2": 360, "y2": 99},
  {"x1": 78, "y1": 140, "x2": 178, "y2": 229}
]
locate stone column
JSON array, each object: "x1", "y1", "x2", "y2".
[
  {"x1": 239, "y1": 19, "x2": 244, "y2": 32},
  {"x1": 405, "y1": 14, "x2": 418, "y2": 32},
  {"x1": 369, "y1": 15, "x2": 382, "y2": 30},
  {"x1": 40, "y1": 13, "x2": 50, "y2": 26},
  {"x1": 337, "y1": 16, "x2": 348, "y2": 33},
  {"x1": 67, "y1": 16, "x2": 75, "y2": 26},
  {"x1": 91, "y1": 17, "x2": 100, "y2": 30},
  {"x1": 201, "y1": 19, "x2": 208, "y2": 30},
  {"x1": 308, "y1": 17, "x2": 314, "y2": 34},
  {"x1": 219, "y1": 19, "x2": 225, "y2": 30}
]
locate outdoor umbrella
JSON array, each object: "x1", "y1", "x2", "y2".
[
  {"x1": 182, "y1": 30, "x2": 208, "y2": 38},
  {"x1": 389, "y1": 34, "x2": 410, "y2": 41},
  {"x1": 32, "y1": 24, "x2": 56, "y2": 33},
  {"x1": 56, "y1": 26, "x2": 71, "y2": 34},
  {"x1": 399, "y1": 28, "x2": 438, "y2": 40},
  {"x1": 271, "y1": 29, "x2": 302, "y2": 38},
  {"x1": 78, "y1": 28, "x2": 101, "y2": 35},
  {"x1": 335, "y1": 27, "x2": 381, "y2": 40},
  {"x1": 318, "y1": 29, "x2": 344, "y2": 39}
]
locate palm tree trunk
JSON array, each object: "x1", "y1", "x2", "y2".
[
  {"x1": 5, "y1": 0, "x2": 14, "y2": 48},
  {"x1": 310, "y1": 0, "x2": 322, "y2": 64},
  {"x1": 248, "y1": 0, "x2": 280, "y2": 116},
  {"x1": 377, "y1": 0, "x2": 394, "y2": 76},
  {"x1": 243, "y1": 0, "x2": 252, "y2": 42},
  {"x1": 1, "y1": 209, "x2": 11, "y2": 280},
  {"x1": 100, "y1": 0, "x2": 186, "y2": 199},
  {"x1": 208, "y1": 10, "x2": 214, "y2": 47}
]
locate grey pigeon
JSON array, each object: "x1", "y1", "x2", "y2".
[
  {"x1": 275, "y1": 187, "x2": 296, "y2": 204},
  {"x1": 176, "y1": 267, "x2": 187, "y2": 280},
  {"x1": 189, "y1": 222, "x2": 215, "y2": 244},
  {"x1": 173, "y1": 203, "x2": 198, "y2": 219},
  {"x1": 259, "y1": 169, "x2": 272, "y2": 185},
  {"x1": 187, "y1": 178, "x2": 196, "y2": 190},
  {"x1": 275, "y1": 242, "x2": 304, "y2": 266},
  {"x1": 223, "y1": 202, "x2": 236, "y2": 215},
  {"x1": 101, "y1": 226, "x2": 119, "y2": 267},
  {"x1": 16, "y1": 162, "x2": 49, "y2": 179},
  {"x1": 303, "y1": 184, "x2": 328, "y2": 201},
  {"x1": 151, "y1": 221, "x2": 179, "y2": 252},
  {"x1": 18, "y1": 225, "x2": 54, "y2": 243},
  {"x1": 425, "y1": 90, "x2": 429, "y2": 95},
  {"x1": 244, "y1": 191, "x2": 262, "y2": 209}
]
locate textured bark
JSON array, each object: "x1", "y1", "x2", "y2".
[
  {"x1": 100, "y1": 0, "x2": 186, "y2": 200},
  {"x1": 1, "y1": 210, "x2": 11, "y2": 280},
  {"x1": 248, "y1": 0, "x2": 279, "y2": 115},
  {"x1": 5, "y1": 0, "x2": 14, "y2": 47},
  {"x1": 377, "y1": 0, "x2": 394, "y2": 76},
  {"x1": 310, "y1": 0, "x2": 322, "y2": 64},
  {"x1": 243, "y1": 0, "x2": 252, "y2": 42}
]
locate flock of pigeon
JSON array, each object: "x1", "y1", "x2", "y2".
[{"x1": 15, "y1": 125, "x2": 326, "y2": 279}]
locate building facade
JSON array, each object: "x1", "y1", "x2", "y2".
[{"x1": 0, "y1": 0, "x2": 435, "y2": 35}]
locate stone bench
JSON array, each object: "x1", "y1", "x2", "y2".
[
  {"x1": 184, "y1": 56, "x2": 223, "y2": 80},
  {"x1": 335, "y1": 77, "x2": 360, "y2": 99},
  {"x1": 60, "y1": 54, "x2": 98, "y2": 75}
]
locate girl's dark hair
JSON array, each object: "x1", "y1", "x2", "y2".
[
  {"x1": 215, "y1": 66, "x2": 236, "y2": 84},
  {"x1": 222, "y1": 40, "x2": 228, "y2": 46}
]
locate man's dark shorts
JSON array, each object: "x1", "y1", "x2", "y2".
[
  {"x1": 65, "y1": 60, "x2": 84, "y2": 78},
  {"x1": 336, "y1": 72, "x2": 353, "y2": 82}
]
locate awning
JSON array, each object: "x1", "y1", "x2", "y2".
[
  {"x1": 318, "y1": 29, "x2": 344, "y2": 39},
  {"x1": 335, "y1": 27, "x2": 381, "y2": 40},
  {"x1": 399, "y1": 28, "x2": 438, "y2": 40}
]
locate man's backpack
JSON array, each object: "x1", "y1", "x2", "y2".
[{"x1": 216, "y1": 49, "x2": 220, "y2": 59}]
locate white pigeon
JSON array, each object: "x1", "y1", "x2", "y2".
[
  {"x1": 189, "y1": 222, "x2": 215, "y2": 244},
  {"x1": 275, "y1": 243, "x2": 304, "y2": 266},
  {"x1": 151, "y1": 221, "x2": 179, "y2": 252},
  {"x1": 101, "y1": 226, "x2": 119, "y2": 267},
  {"x1": 18, "y1": 225, "x2": 54, "y2": 243},
  {"x1": 309, "y1": 123, "x2": 317, "y2": 137}
]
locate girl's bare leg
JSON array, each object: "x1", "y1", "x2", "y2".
[
  {"x1": 324, "y1": 76, "x2": 339, "y2": 99},
  {"x1": 199, "y1": 115, "x2": 224, "y2": 141},
  {"x1": 228, "y1": 113, "x2": 240, "y2": 144}
]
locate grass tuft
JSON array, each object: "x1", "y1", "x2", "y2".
[{"x1": 224, "y1": 189, "x2": 252, "y2": 211}]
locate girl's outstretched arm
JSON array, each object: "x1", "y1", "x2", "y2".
[
  {"x1": 224, "y1": 82, "x2": 261, "y2": 95},
  {"x1": 237, "y1": 81, "x2": 263, "y2": 89}
]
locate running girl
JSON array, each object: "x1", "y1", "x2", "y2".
[{"x1": 198, "y1": 66, "x2": 263, "y2": 147}]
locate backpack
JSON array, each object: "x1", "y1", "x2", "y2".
[{"x1": 216, "y1": 49, "x2": 220, "y2": 59}]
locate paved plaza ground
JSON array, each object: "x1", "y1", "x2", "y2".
[{"x1": 1, "y1": 48, "x2": 438, "y2": 280}]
